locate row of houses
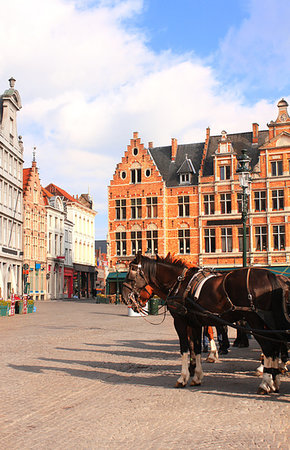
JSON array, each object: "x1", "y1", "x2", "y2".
[
  {"x1": 107, "y1": 98, "x2": 290, "y2": 285},
  {"x1": 0, "y1": 78, "x2": 97, "y2": 300}
]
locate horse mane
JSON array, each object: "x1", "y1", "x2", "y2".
[{"x1": 156, "y1": 253, "x2": 189, "y2": 268}]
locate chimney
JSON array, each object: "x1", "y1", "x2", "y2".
[
  {"x1": 171, "y1": 138, "x2": 178, "y2": 162},
  {"x1": 148, "y1": 141, "x2": 153, "y2": 149},
  {"x1": 252, "y1": 123, "x2": 259, "y2": 144},
  {"x1": 206, "y1": 126, "x2": 210, "y2": 140}
]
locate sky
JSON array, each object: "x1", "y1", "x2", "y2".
[{"x1": 0, "y1": 0, "x2": 289, "y2": 239}]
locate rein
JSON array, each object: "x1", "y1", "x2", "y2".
[{"x1": 186, "y1": 298, "x2": 290, "y2": 344}]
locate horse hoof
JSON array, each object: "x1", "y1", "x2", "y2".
[
  {"x1": 206, "y1": 357, "x2": 217, "y2": 363},
  {"x1": 175, "y1": 382, "x2": 186, "y2": 388},
  {"x1": 190, "y1": 381, "x2": 201, "y2": 387},
  {"x1": 257, "y1": 387, "x2": 269, "y2": 395}
]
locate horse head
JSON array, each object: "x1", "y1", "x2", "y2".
[
  {"x1": 122, "y1": 253, "x2": 154, "y2": 311},
  {"x1": 122, "y1": 252, "x2": 192, "y2": 311}
]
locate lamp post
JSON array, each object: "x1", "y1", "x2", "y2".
[
  {"x1": 115, "y1": 261, "x2": 120, "y2": 304},
  {"x1": 236, "y1": 149, "x2": 251, "y2": 267}
]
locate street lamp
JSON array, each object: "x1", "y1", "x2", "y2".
[
  {"x1": 236, "y1": 149, "x2": 251, "y2": 267},
  {"x1": 115, "y1": 261, "x2": 120, "y2": 304}
]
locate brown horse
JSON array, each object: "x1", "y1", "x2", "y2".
[{"x1": 122, "y1": 253, "x2": 290, "y2": 394}]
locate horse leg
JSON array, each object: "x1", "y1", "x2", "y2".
[
  {"x1": 206, "y1": 326, "x2": 219, "y2": 363},
  {"x1": 190, "y1": 325, "x2": 204, "y2": 386},
  {"x1": 173, "y1": 315, "x2": 190, "y2": 388},
  {"x1": 187, "y1": 326, "x2": 196, "y2": 377},
  {"x1": 257, "y1": 356, "x2": 277, "y2": 394}
]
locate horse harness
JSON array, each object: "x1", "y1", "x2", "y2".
[{"x1": 167, "y1": 267, "x2": 257, "y2": 316}]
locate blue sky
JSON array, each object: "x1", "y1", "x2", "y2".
[{"x1": 0, "y1": 0, "x2": 289, "y2": 238}]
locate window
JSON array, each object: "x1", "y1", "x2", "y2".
[
  {"x1": 116, "y1": 232, "x2": 126, "y2": 256},
  {"x1": 254, "y1": 191, "x2": 266, "y2": 211},
  {"x1": 255, "y1": 226, "x2": 267, "y2": 251},
  {"x1": 145, "y1": 169, "x2": 151, "y2": 177},
  {"x1": 121, "y1": 171, "x2": 126, "y2": 179},
  {"x1": 178, "y1": 196, "x2": 190, "y2": 217},
  {"x1": 220, "y1": 165, "x2": 230, "y2": 180},
  {"x1": 131, "y1": 168, "x2": 141, "y2": 184},
  {"x1": 131, "y1": 198, "x2": 142, "y2": 219},
  {"x1": 146, "y1": 197, "x2": 157, "y2": 218},
  {"x1": 146, "y1": 230, "x2": 158, "y2": 254},
  {"x1": 205, "y1": 228, "x2": 216, "y2": 253},
  {"x1": 203, "y1": 194, "x2": 215, "y2": 215},
  {"x1": 55, "y1": 234, "x2": 58, "y2": 255},
  {"x1": 221, "y1": 228, "x2": 232, "y2": 252},
  {"x1": 220, "y1": 193, "x2": 231, "y2": 214},
  {"x1": 9, "y1": 155, "x2": 13, "y2": 174},
  {"x1": 271, "y1": 160, "x2": 283, "y2": 176},
  {"x1": 132, "y1": 147, "x2": 138, "y2": 156},
  {"x1": 238, "y1": 227, "x2": 250, "y2": 252},
  {"x1": 180, "y1": 173, "x2": 191, "y2": 184},
  {"x1": 178, "y1": 229, "x2": 190, "y2": 254},
  {"x1": 273, "y1": 225, "x2": 285, "y2": 250},
  {"x1": 131, "y1": 231, "x2": 142, "y2": 255},
  {"x1": 272, "y1": 190, "x2": 284, "y2": 210},
  {"x1": 237, "y1": 193, "x2": 243, "y2": 213},
  {"x1": 115, "y1": 199, "x2": 126, "y2": 220}
]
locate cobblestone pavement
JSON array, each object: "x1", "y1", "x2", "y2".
[{"x1": 0, "y1": 301, "x2": 289, "y2": 449}]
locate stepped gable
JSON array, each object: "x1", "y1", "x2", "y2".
[
  {"x1": 149, "y1": 142, "x2": 204, "y2": 186},
  {"x1": 23, "y1": 168, "x2": 32, "y2": 191},
  {"x1": 202, "y1": 130, "x2": 268, "y2": 177}
]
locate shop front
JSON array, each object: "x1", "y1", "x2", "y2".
[
  {"x1": 64, "y1": 267, "x2": 74, "y2": 298},
  {"x1": 73, "y1": 263, "x2": 96, "y2": 298}
]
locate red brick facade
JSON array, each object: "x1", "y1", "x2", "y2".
[
  {"x1": 23, "y1": 159, "x2": 47, "y2": 299},
  {"x1": 108, "y1": 100, "x2": 290, "y2": 273}
]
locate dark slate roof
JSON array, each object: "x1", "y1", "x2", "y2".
[
  {"x1": 149, "y1": 143, "x2": 204, "y2": 186},
  {"x1": 148, "y1": 130, "x2": 268, "y2": 184},
  {"x1": 202, "y1": 130, "x2": 268, "y2": 177},
  {"x1": 177, "y1": 156, "x2": 196, "y2": 174}
]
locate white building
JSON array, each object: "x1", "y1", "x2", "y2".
[
  {"x1": 45, "y1": 184, "x2": 97, "y2": 298},
  {"x1": 63, "y1": 217, "x2": 74, "y2": 298},
  {"x1": 0, "y1": 78, "x2": 23, "y2": 298},
  {"x1": 42, "y1": 190, "x2": 66, "y2": 300}
]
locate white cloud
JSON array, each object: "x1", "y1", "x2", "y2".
[
  {"x1": 217, "y1": 0, "x2": 290, "y2": 94},
  {"x1": 0, "y1": 0, "x2": 288, "y2": 238}
]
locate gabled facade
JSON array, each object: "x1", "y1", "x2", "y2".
[
  {"x1": 108, "y1": 100, "x2": 290, "y2": 275},
  {"x1": 42, "y1": 188, "x2": 65, "y2": 300},
  {"x1": 0, "y1": 78, "x2": 23, "y2": 298},
  {"x1": 45, "y1": 184, "x2": 97, "y2": 298},
  {"x1": 23, "y1": 157, "x2": 47, "y2": 300}
]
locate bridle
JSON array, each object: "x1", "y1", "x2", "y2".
[{"x1": 122, "y1": 262, "x2": 152, "y2": 306}]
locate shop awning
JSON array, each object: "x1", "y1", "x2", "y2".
[{"x1": 106, "y1": 272, "x2": 128, "y2": 282}]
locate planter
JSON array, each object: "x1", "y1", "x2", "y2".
[
  {"x1": 0, "y1": 306, "x2": 8, "y2": 316},
  {"x1": 27, "y1": 305, "x2": 34, "y2": 314}
]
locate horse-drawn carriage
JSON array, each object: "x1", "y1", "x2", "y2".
[{"x1": 122, "y1": 253, "x2": 290, "y2": 395}]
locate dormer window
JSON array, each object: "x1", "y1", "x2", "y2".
[
  {"x1": 177, "y1": 154, "x2": 195, "y2": 185},
  {"x1": 180, "y1": 173, "x2": 192, "y2": 184},
  {"x1": 220, "y1": 165, "x2": 231, "y2": 180}
]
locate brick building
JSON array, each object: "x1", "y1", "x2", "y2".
[
  {"x1": 108, "y1": 99, "x2": 290, "y2": 276},
  {"x1": 23, "y1": 155, "x2": 47, "y2": 300}
]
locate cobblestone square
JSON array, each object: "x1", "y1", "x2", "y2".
[{"x1": 0, "y1": 301, "x2": 289, "y2": 449}]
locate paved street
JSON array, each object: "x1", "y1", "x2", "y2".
[{"x1": 0, "y1": 301, "x2": 289, "y2": 449}]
